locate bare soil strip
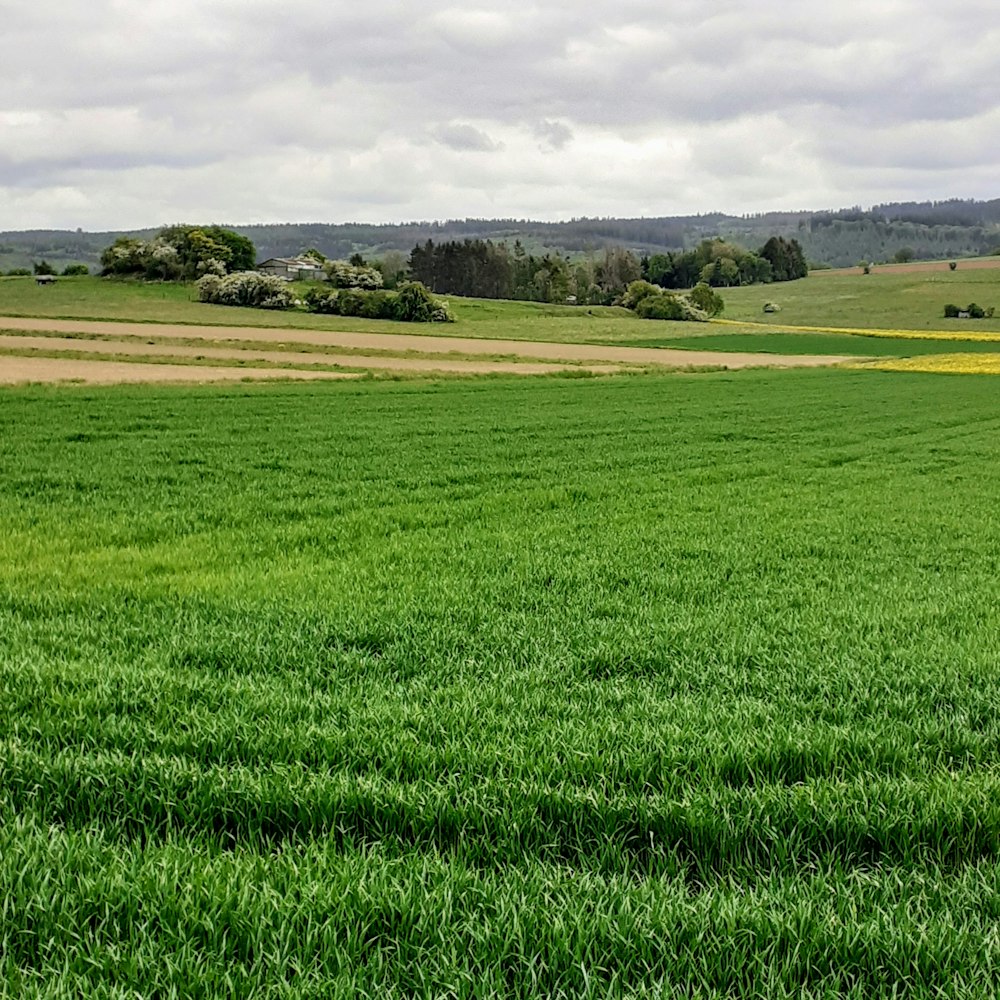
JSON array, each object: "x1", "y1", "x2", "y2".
[
  {"x1": 813, "y1": 258, "x2": 1000, "y2": 276},
  {"x1": 0, "y1": 317, "x2": 854, "y2": 369},
  {"x1": 0, "y1": 356, "x2": 362, "y2": 386},
  {"x1": 0, "y1": 336, "x2": 621, "y2": 376}
]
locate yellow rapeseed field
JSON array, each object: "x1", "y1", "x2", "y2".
[
  {"x1": 856, "y1": 353, "x2": 1000, "y2": 375},
  {"x1": 714, "y1": 318, "x2": 1000, "y2": 342}
]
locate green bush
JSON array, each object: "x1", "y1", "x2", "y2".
[
  {"x1": 5, "y1": 268, "x2": 31, "y2": 277},
  {"x1": 303, "y1": 288, "x2": 339, "y2": 314},
  {"x1": 944, "y1": 302, "x2": 995, "y2": 319},
  {"x1": 359, "y1": 290, "x2": 397, "y2": 320},
  {"x1": 393, "y1": 281, "x2": 438, "y2": 322},
  {"x1": 621, "y1": 280, "x2": 661, "y2": 310},
  {"x1": 62, "y1": 264, "x2": 90, "y2": 276},
  {"x1": 634, "y1": 292, "x2": 708, "y2": 322},
  {"x1": 635, "y1": 294, "x2": 685, "y2": 320},
  {"x1": 688, "y1": 282, "x2": 725, "y2": 317},
  {"x1": 336, "y1": 289, "x2": 365, "y2": 317}
]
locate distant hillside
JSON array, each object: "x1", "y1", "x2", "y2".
[{"x1": 3, "y1": 199, "x2": 999, "y2": 272}]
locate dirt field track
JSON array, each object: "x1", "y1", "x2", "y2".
[
  {"x1": 0, "y1": 336, "x2": 622, "y2": 378},
  {"x1": 0, "y1": 315, "x2": 856, "y2": 384},
  {"x1": 0, "y1": 356, "x2": 362, "y2": 386}
]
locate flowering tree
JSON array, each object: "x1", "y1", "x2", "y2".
[
  {"x1": 325, "y1": 260, "x2": 384, "y2": 290},
  {"x1": 99, "y1": 227, "x2": 256, "y2": 281}
]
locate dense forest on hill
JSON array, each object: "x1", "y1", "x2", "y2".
[{"x1": 3, "y1": 199, "x2": 999, "y2": 273}]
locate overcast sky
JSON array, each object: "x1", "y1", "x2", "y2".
[{"x1": 2, "y1": 0, "x2": 997, "y2": 230}]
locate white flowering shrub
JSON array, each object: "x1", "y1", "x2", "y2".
[
  {"x1": 150, "y1": 242, "x2": 179, "y2": 263},
  {"x1": 197, "y1": 271, "x2": 295, "y2": 310},
  {"x1": 325, "y1": 261, "x2": 384, "y2": 290},
  {"x1": 197, "y1": 257, "x2": 227, "y2": 277},
  {"x1": 303, "y1": 281, "x2": 454, "y2": 322}
]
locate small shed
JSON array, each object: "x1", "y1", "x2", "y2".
[
  {"x1": 35, "y1": 274, "x2": 57, "y2": 286},
  {"x1": 257, "y1": 257, "x2": 326, "y2": 282}
]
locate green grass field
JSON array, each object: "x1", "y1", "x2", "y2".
[
  {"x1": 640, "y1": 331, "x2": 1000, "y2": 356},
  {"x1": 4, "y1": 370, "x2": 1000, "y2": 996},
  {"x1": 0, "y1": 276, "x2": 647, "y2": 345},
  {"x1": 4, "y1": 271, "x2": 1000, "y2": 360},
  {"x1": 719, "y1": 266, "x2": 1000, "y2": 332}
]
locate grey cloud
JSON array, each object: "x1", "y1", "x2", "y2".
[
  {"x1": 532, "y1": 121, "x2": 574, "y2": 151},
  {"x1": 0, "y1": 150, "x2": 218, "y2": 190},
  {"x1": 811, "y1": 109, "x2": 1000, "y2": 171},
  {"x1": 1, "y1": 0, "x2": 999, "y2": 228},
  {"x1": 431, "y1": 123, "x2": 503, "y2": 152}
]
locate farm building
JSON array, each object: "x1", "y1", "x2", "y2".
[{"x1": 257, "y1": 257, "x2": 326, "y2": 281}]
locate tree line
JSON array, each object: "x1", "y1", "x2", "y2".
[
  {"x1": 6, "y1": 200, "x2": 999, "y2": 273},
  {"x1": 407, "y1": 236, "x2": 807, "y2": 303}
]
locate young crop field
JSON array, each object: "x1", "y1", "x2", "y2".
[
  {"x1": 3, "y1": 369, "x2": 1000, "y2": 997},
  {"x1": 630, "y1": 330, "x2": 1000, "y2": 357}
]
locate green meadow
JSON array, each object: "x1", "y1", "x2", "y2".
[
  {"x1": 4, "y1": 369, "x2": 1000, "y2": 997},
  {"x1": 0, "y1": 276, "x2": 644, "y2": 344},
  {"x1": 717, "y1": 265, "x2": 1000, "y2": 332},
  {"x1": 4, "y1": 269, "x2": 1000, "y2": 358},
  {"x1": 640, "y1": 331, "x2": 1000, "y2": 356}
]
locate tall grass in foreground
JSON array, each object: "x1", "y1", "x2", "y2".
[{"x1": 2, "y1": 370, "x2": 1000, "y2": 996}]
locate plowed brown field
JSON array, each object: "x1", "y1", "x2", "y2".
[{"x1": 814, "y1": 258, "x2": 1000, "y2": 276}]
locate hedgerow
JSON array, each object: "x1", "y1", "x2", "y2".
[
  {"x1": 196, "y1": 271, "x2": 296, "y2": 309},
  {"x1": 304, "y1": 281, "x2": 453, "y2": 322},
  {"x1": 622, "y1": 279, "x2": 720, "y2": 322}
]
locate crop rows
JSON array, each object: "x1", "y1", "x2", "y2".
[{"x1": 3, "y1": 371, "x2": 1000, "y2": 996}]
